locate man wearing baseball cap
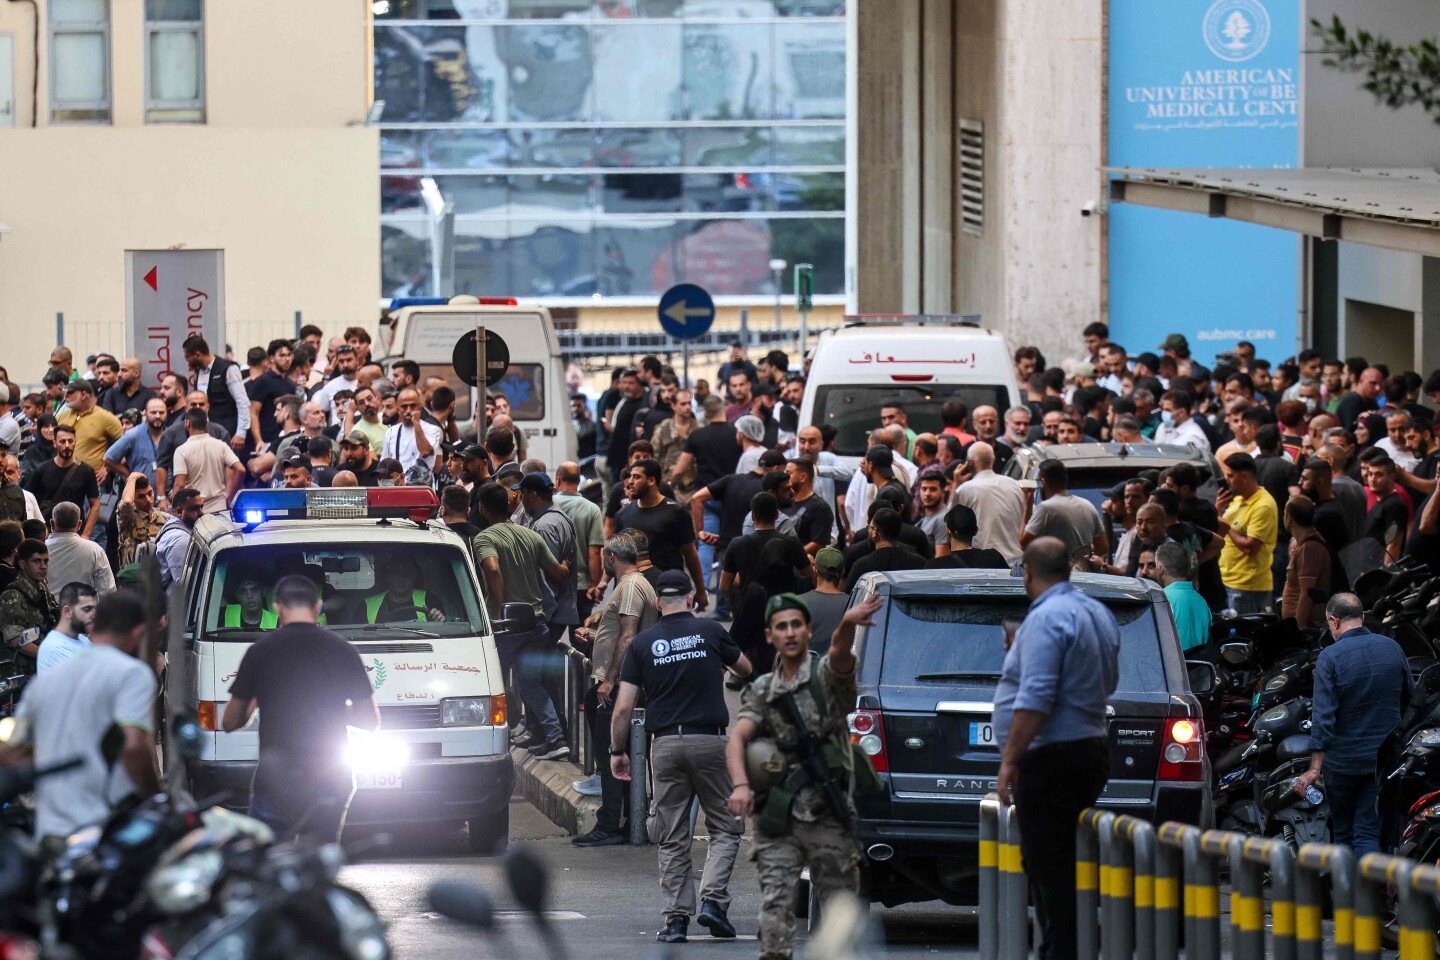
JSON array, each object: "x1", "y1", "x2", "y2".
[
  {"x1": 1159, "y1": 333, "x2": 1190, "y2": 359},
  {"x1": 338, "y1": 430, "x2": 379, "y2": 487},
  {"x1": 610, "y1": 569, "x2": 750, "y2": 943},
  {"x1": 798, "y1": 547, "x2": 849, "y2": 653},
  {"x1": 57, "y1": 379, "x2": 123, "y2": 476}
]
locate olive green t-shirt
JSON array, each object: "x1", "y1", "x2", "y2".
[{"x1": 472, "y1": 522, "x2": 558, "y2": 617}]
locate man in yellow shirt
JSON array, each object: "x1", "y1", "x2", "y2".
[
  {"x1": 56, "y1": 380, "x2": 123, "y2": 480},
  {"x1": 1216, "y1": 452, "x2": 1279, "y2": 614}
]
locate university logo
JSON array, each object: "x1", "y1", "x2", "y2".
[
  {"x1": 1203, "y1": 0, "x2": 1271, "y2": 62},
  {"x1": 652, "y1": 639, "x2": 671, "y2": 658}
]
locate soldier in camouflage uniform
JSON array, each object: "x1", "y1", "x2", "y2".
[
  {"x1": 115, "y1": 472, "x2": 169, "y2": 568},
  {"x1": 726, "y1": 591, "x2": 884, "y2": 960},
  {"x1": 0, "y1": 539, "x2": 59, "y2": 673}
]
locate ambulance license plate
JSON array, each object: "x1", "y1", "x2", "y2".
[{"x1": 357, "y1": 771, "x2": 403, "y2": 790}]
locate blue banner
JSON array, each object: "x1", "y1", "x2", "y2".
[{"x1": 1107, "y1": 0, "x2": 1300, "y2": 366}]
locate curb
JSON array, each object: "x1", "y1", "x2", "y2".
[{"x1": 511, "y1": 746, "x2": 600, "y2": 837}]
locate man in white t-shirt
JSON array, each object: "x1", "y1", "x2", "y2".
[
  {"x1": 952, "y1": 442, "x2": 1028, "y2": 563},
  {"x1": 309, "y1": 346, "x2": 361, "y2": 423},
  {"x1": 382, "y1": 388, "x2": 442, "y2": 485},
  {"x1": 1152, "y1": 389, "x2": 1211, "y2": 452},
  {"x1": 37, "y1": 581, "x2": 96, "y2": 674},
  {"x1": 171, "y1": 410, "x2": 245, "y2": 513},
  {"x1": 11, "y1": 591, "x2": 159, "y2": 839}
]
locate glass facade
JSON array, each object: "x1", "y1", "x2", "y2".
[{"x1": 374, "y1": 0, "x2": 847, "y2": 300}]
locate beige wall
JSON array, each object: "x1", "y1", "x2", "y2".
[
  {"x1": 0, "y1": 0, "x2": 379, "y2": 384},
  {"x1": 853, "y1": 0, "x2": 1105, "y2": 363},
  {"x1": 0, "y1": 0, "x2": 370, "y2": 128}
]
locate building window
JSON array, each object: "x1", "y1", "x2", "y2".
[
  {"x1": 373, "y1": 3, "x2": 848, "y2": 301},
  {"x1": 49, "y1": 0, "x2": 110, "y2": 124},
  {"x1": 145, "y1": 0, "x2": 204, "y2": 123}
]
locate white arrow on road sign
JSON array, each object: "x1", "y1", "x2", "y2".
[{"x1": 663, "y1": 301, "x2": 711, "y2": 324}]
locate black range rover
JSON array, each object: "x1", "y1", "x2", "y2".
[{"x1": 842, "y1": 570, "x2": 1211, "y2": 909}]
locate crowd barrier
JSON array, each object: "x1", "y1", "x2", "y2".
[{"x1": 979, "y1": 792, "x2": 1440, "y2": 960}]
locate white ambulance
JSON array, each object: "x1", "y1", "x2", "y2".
[
  {"x1": 798, "y1": 315, "x2": 1024, "y2": 470},
  {"x1": 375, "y1": 297, "x2": 576, "y2": 468},
  {"x1": 168, "y1": 487, "x2": 522, "y2": 852}
]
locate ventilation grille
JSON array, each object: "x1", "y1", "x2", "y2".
[{"x1": 959, "y1": 118, "x2": 985, "y2": 237}]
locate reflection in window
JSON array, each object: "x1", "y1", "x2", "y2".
[
  {"x1": 50, "y1": 0, "x2": 111, "y2": 124},
  {"x1": 593, "y1": 23, "x2": 681, "y2": 123},
  {"x1": 597, "y1": 129, "x2": 681, "y2": 169},
  {"x1": 145, "y1": 0, "x2": 204, "y2": 123},
  {"x1": 683, "y1": 23, "x2": 772, "y2": 121}
]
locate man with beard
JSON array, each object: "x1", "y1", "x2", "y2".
[
  {"x1": 247, "y1": 340, "x2": 295, "y2": 450},
  {"x1": 345, "y1": 386, "x2": 388, "y2": 453},
  {"x1": 98, "y1": 358, "x2": 157, "y2": 418},
  {"x1": 963, "y1": 406, "x2": 1013, "y2": 472},
  {"x1": 183, "y1": 336, "x2": 250, "y2": 450},
  {"x1": 154, "y1": 393, "x2": 230, "y2": 500},
  {"x1": 157, "y1": 372, "x2": 188, "y2": 427},
  {"x1": 338, "y1": 432, "x2": 380, "y2": 486},
  {"x1": 310, "y1": 346, "x2": 360, "y2": 424},
  {"x1": 104, "y1": 398, "x2": 169, "y2": 485},
  {"x1": 36, "y1": 581, "x2": 96, "y2": 673},
  {"x1": 606, "y1": 369, "x2": 648, "y2": 483}
]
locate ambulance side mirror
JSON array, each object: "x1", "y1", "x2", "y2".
[{"x1": 494, "y1": 602, "x2": 536, "y2": 637}]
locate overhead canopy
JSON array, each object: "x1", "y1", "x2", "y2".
[{"x1": 1106, "y1": 166, "x2": 1440, "y2": 258}]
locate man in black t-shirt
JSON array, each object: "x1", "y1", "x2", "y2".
[
  {"x1": 616, "y1": 459, "x2": 707, "y2": 609},
  {"x1": 1299, "y1": 460, "x2": 1352, "y2": 552},
  {"x1": 843, "y1": 490, "x2": 934, "y2": 571},
  {"x1": 784, "y1": 458, "x2": 834, "y2": 555},
  {"x1": 845, "y1": 508, "x2": 927, "y2": 591},
  {"x1": 24, "y1": 424, "x2": 100, "y2": 531},
  {"x1": 247, "y1": 340, "x2": 295, "y2": 447},
  {"x1": 222, "y1": 575, "x2": 378, "y2": 842},
  {"x1": 1364, "y1": 457, "x2": 1410, "y2": 562},
  {"x1": 722, "y1": 492, "x2": 812, "y2": 607},
  {"x1": 926, "y1": 504, "x2": 1008, "y2": 570},
  {"x1": 675, "y1": 396, "x2": 742, "y2": 489},
  {"x1": 692, "y1": 450, "x2": 787, "y2": 556},
  {"x1": 610, "y1": 570, "x2": 750, "y2": 942}
]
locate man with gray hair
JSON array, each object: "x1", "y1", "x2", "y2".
[
  {"x1": 1294, "y1": 593, "x2": 1411, "y2": 856},
  {"x1": 569, "y1": 533, "x2": 658, "y2": 848},
  {"x1": 44, "y1": 502, "x2": 114, "y2": 596},
  {"x1": 1376, "y1": 409, "x2": 1419, "y2": 472},
  {"x1": 1155, "y1": 542, "x2": 1209, "y2": 651}
]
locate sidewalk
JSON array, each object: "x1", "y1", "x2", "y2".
[{"x1": 511, "y1": 744, "x2": 601, "y2": 837}]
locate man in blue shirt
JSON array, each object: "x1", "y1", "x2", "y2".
[
  {"x1": 1295, "y1": 593, "x2": 1411, "y2": 856},
  {"x1": 102, "y1": 397, "x2": 167, "y2": 484},
  {"x1": 994, "y1": 537, "x2": 1119, "y2": 960}
]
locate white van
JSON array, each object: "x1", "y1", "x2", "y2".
[
  {"x1": 167, "y1": 487, "x2": 519, "y2": 852},
  {"x1": 375, "y1": 298, "x2": 576, "y2": 468},
  {"x1": 799, "y1": 316, "x2": 1023, "y2": 469}
]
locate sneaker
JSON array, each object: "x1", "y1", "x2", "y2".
[
  {"x1": 530, "y1": 740, "x2": 571, "y2": 761},
  {"x1": 571, "y1": 774, "x2": 602, "y2": 797},
  {"x1": 696, "y1": 900, "x2": 736, "y2": 938},
  {"x1": 657, "y1": 917, "x2": 688, "y2": 943},
  {"x1": 513, "y1": 730, "x2": 546, "y2": 750},
  {"x1": 572, "y1": 828, "x2": 625, "y2": 848}
]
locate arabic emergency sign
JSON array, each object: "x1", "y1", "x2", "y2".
[{"x1": 125, "y1": 250, "x2": 226, "y2": 391}]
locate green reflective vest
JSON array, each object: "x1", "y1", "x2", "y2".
[
  {"x1": 366, "y1": 589, "x2": 427, "y2": 625},
  {"x1": 223, "y1": 606, "x2": 277, "y2": 629}
]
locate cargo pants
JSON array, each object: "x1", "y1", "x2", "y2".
[
  {"x1": 647, "y1": 733, "x2": 743, "y2": 920},
  {"x1": 751, "y1": 812, "x2": 858, "y2": 960}
]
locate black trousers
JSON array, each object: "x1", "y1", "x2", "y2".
[
  {"x1": 1014, "y1": 738, "x2": 1110, "y2": 960},
  {"x1": 586, "y1": 683, "x2": 628, "y2": 835}
]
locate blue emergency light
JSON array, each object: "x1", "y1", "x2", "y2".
[{"x1": 232, "y1": 488, "x2": 440, "y2": 527}]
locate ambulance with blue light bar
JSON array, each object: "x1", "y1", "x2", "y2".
[
  {"x1": 168, "y1": 487, "x2": 525, "y2": 852},
  {"x1": 798, "y1": 315, "x2": 1023, "y2": 471},
  {"x1": 375, "y1": 296, "x2": 575, "y2": 469}
]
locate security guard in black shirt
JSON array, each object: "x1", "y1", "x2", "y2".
[{"x1": 610, "y1": 570, "x2": 752, "y2": 943}]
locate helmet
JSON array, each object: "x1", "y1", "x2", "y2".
[{"x1": 745, "y1": 739, "x2": 789, "y2": 792}]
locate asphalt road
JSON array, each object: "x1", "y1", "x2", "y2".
[{"x1": 342, "y1": 796, "x2": 982, "y2": 960}]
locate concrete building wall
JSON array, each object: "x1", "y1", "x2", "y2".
[
  {"x1": 0, "y1": 0, "x2": 378, "y2": 384},
  {"x1": 853, "y1": 0, "x2": 1103, "y2": 362}
]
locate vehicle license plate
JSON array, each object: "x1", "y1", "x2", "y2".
[
  {"x1": 357, "y1": 771, "x2": 403, "y2": 790},
  {"x1": 968, "y1": 722, "x2": 997, "y2": 747}
]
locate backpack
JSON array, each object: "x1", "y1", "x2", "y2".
[{"x1": 0, "y1": 482, "x2": 25, "y2": 523}]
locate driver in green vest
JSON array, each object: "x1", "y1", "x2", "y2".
[
  {"x1": 365, "y1": 559, "x2": 446, "y2": 624},
  {"x1": 223, "y1": 577, "x2": 278, "y2": 630}
]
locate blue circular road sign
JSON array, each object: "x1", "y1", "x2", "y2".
[{"x1": 658, "y1": 283, "x2": 716, "y2": 341}]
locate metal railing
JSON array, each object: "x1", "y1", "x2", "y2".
[{"x1": 979, "y1": 794, "x2": 1440, "y2": 960}]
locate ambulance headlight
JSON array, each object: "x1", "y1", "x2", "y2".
[
  {"x1": 441, "y1": 698, "x2": 491, "y2": 727},
  {"x1": 344, "y1": 730, "x2": 409, "y2": 772}
]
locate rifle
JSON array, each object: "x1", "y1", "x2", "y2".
[{"x1": 774, "y1": 690, "x2": 853, "y2": 832}]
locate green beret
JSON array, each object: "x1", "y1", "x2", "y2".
[
  {"x1": 115, "y1": 563, "x2": 143, "y2": 584},
  {"x1": 764, "y1": 592, "x2": 811, "y2": 625}
]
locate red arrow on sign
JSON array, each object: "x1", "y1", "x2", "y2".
[{"x1": 143, "y1": 266, "x2": 158, "y2": 292}]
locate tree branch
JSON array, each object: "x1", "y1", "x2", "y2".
[{"x1": 1311, "y1": 15, "x2": 1440, "y2": 124}]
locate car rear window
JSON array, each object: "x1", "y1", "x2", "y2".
[
  {"x1": 812, "y1": 383, "x2": 1009, "y2": 457},
  {"x1": 879, "y1": 595, "x2": 1167, "y2": 693}
]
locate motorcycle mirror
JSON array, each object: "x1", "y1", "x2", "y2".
[
  {"x1": 429, "y1": 881, "x2": 496, "y2": 930},
  {"x1": 505, "y1": 845, "x2": 550, "y2": 919},
  {"x1": 1186, "y1": 660, "x2": 1218, "y2": 695},
  {"x1": 171, "y1": 712, "x2": 206, "y2": 761},
  {"x1": 1220, "y1": 642, "x2": 1252, "y2": 665}
]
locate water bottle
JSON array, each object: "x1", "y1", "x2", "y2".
[{"x1": 1305, "y1": 785, "x2": 1323, "y2": 805}]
